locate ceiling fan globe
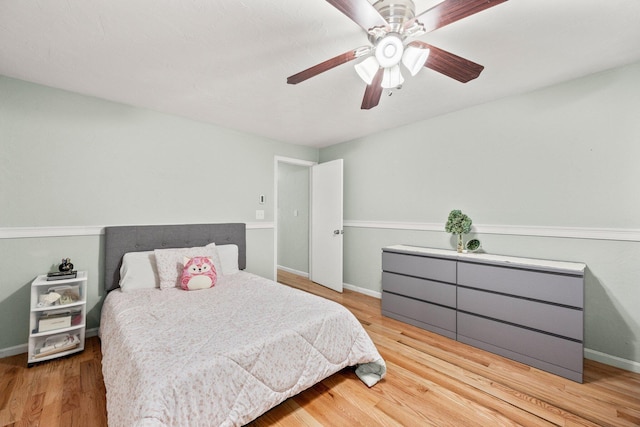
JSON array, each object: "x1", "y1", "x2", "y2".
[
  {"x1": 381, "y1": 64, "x2": 404, "y2": 89},
  {"x1": 354, "y1": 56, "x2": 380, "y2": 85},
  {"x1": 375, "y1": 34, "x2": 404, "y2": 68},
  {"x1": 402, "y1": 44, "x2": 430, "y2": 76}
]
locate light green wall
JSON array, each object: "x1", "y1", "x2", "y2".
[
  {"x1": 277, "y1": 163, "x2": 310, "y2": 274},
  {"x1": 0, "y1": 76, "x2": 317, "y2": 227},
  {"x1": 322, "y1": 62, "x2": 639, "y2": 228},
  {"x1": 0, "y1": 76, "x2": 317, "y2": 350},
  {"x1": 320, "y1": 61, "x2": 640, "y2": 364},
  {"x1": 0, "y1": 236, "x2": 103, "y2": 351},
  {"x1": 3, "y1": 60, "x2": 640, "y2": 367}
]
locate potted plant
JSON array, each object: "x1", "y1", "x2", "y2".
[{"x1": 445, "y1": 209, "x2": 472, "y2": 253}]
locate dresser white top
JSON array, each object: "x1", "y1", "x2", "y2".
[{"x1": 383, "y1": 245, "x2": 586, "y2": 275}]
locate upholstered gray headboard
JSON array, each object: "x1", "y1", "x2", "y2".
[{"x1": 104, "y1": 223, "x2": 246, "y2": 292}]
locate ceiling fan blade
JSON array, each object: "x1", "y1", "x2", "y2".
[
  {"x1": 407, "y1": 0, "x2": 508, "y2": 34},
  {"x1": 410, "y1": 41, "x2": 484, "y2": 83},
  {"x1": 361, "y1": 68, "x2": 384, "y2": 110},
  {"x1": 287, "y1": 47, "x2": 369, "y2": 85},
  {"x1": 325, "y1": 0, "x2": 388, "y2": 33}
]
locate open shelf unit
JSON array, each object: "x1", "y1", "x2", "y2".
[{"x1": 28, "y1": 271, "x2": 87, "y2": 366}]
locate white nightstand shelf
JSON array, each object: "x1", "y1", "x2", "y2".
[{"x1": 28, "y1": 271, "x2": 88, "y2": 366}]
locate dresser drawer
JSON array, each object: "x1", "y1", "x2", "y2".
[
  {"x1": 382, "y1": 252, "x2": 456, "y2": 283},
  {"x1": 382, "y1": 292, "x2": 456, "y2": 336},
  {"x1": 457, "y1": 312, "x2": 583, "y2": 373},
  {"x1": 458, "y1": 287, "x2": 583, "y2": 341},
  {"x1": 382, "y1": 272, "x2": 456, "y2": 308},
  {"x1": 457, "y1": 262, "x2": 583, "y2": 308}
]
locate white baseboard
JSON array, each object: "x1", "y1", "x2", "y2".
[
  {"x1": 344, "y1": 282, "x2": 382, "y2": 299},
  {"x1": 277, "y1": 265, "x2": 309, "y2": 278},
  {"x1": 584, "y1": 348, "x2": 640, "y2": 374},
  {"x1": 277, "y1": 269, "x2": 381, "y2": 299},
  {"x1": 86, "y1": 327, "x2": 99, "y2": 338},
  {"x1": 0, "y1": 343, "x2": 27, "y2": 359},
  {"x1": 0, "y1": 327, "x2": 99, "y2": 359}
]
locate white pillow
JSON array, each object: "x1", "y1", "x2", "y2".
[
  {"x1": 154, "y1": 245, "x2": 223, "y2": 290},
  {"x1": 211, "y1": 244, "x2": 239, "y2": 275},
  {"x1": 119, "y1": 251, "x2": 159, "y2": 292}
]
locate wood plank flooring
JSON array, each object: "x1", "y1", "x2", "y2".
[
  {"x1": 2, "y1": 270, "x2": 639, "y2": 426},
  {"x1": 0, "y1": 335, "x2": 106, "y2": 427}
]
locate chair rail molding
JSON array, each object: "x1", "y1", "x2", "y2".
[
  {"x1": 0, "y1": 222, "x2": 275, "y2": 239},
  {"x1": 344, "y1": 221, "x2": 640, "y2": 243}
]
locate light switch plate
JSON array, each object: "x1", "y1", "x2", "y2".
[{"x1": 256, "y1": 210, "x2": 265, "y2": 220}]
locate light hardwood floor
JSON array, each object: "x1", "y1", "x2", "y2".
[{"x1": 2, "y1": 270, "x2": 639, "y2": 426}]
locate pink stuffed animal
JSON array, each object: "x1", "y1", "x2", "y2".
[{"x1": 181, "y1": 256, "x2": 217, "y2": 290}]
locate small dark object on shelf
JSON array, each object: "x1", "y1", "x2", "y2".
[{"x1": 58, "y1": 258, "x2": 74, "y2": 272}]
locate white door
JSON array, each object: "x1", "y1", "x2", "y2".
[{"x1": 310, "y1": 159, "x2": 343, "y2": 292}]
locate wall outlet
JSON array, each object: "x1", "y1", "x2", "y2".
[{"x1": 256, "y1": 210, "x2": 265, "y2": 220}]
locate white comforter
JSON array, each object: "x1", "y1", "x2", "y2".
[{"x1": 100, "y1": 271, "x2": 385, "y2": 427}]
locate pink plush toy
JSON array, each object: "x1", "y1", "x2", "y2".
[{"x1": 180, "y1": 256, "x2": 217, "y2": 290}]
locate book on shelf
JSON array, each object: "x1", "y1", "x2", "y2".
[{"x1": 46, "y1": 271, "x2": 77, "y2": 281}]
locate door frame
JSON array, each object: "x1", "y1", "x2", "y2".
[{"x1": 273, "y1": 156, "x2": 316, "y2": 281}]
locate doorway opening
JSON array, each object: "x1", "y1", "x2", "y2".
[
  {"x1": 274, "y1": 157, "x2": 315, "y2": 282},
  {"x1": 274, "y1": 156, "x2": 344, "y2": 292}
]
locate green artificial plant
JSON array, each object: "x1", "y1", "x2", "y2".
[{"x1": 445, "y1": 209, "x2": 473, "y2": 252}]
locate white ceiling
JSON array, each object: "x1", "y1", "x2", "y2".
[{"x1": 1, "y1": 0, "x2": 640, "y2": 148}]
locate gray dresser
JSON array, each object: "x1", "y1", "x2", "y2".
[{"x1": 381, "y1": 245, "x2": 586, "y2": 382}]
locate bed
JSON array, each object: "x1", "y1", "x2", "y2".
[{"x1": 100, "y1": 223, "x2": 386, "y2": 426}]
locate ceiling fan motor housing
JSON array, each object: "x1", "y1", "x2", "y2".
[{"x1": 372, "y1": 0, "x2": 416, "y2": 35}]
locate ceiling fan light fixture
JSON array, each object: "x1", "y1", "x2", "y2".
[
  {"x1": 402, "y1": 45, "x2": 430, "y2": 76},
  {"x1": 381, "y1": 65, "x2": 404, "y2": 89},
  {"x1": 375, "y1": 34, "x2": 404, "y2": 68},
  {"x1": 354, "y1": 56, "x2": 380, "y2": 85},
  {"x1": 287, "y1": 0, "x2": 507, "y2": 109}
]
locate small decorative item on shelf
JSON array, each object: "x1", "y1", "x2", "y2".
[
  {"x1": 444, "y1": 209, "x2": 473, "y2": 253},
  {"x1": 466, "y1": 238, "x2": 481, "y2": 252},
  {"x1": 58, "y1": 258, "x2": 74, "y2": 272},
  {"x1": 47, "y1": 258, "x2": 77, "y2": 281}
]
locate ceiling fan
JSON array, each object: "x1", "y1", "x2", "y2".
[{"x1": 287, "y1": 0, "x2": 508, "y2": 109}]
